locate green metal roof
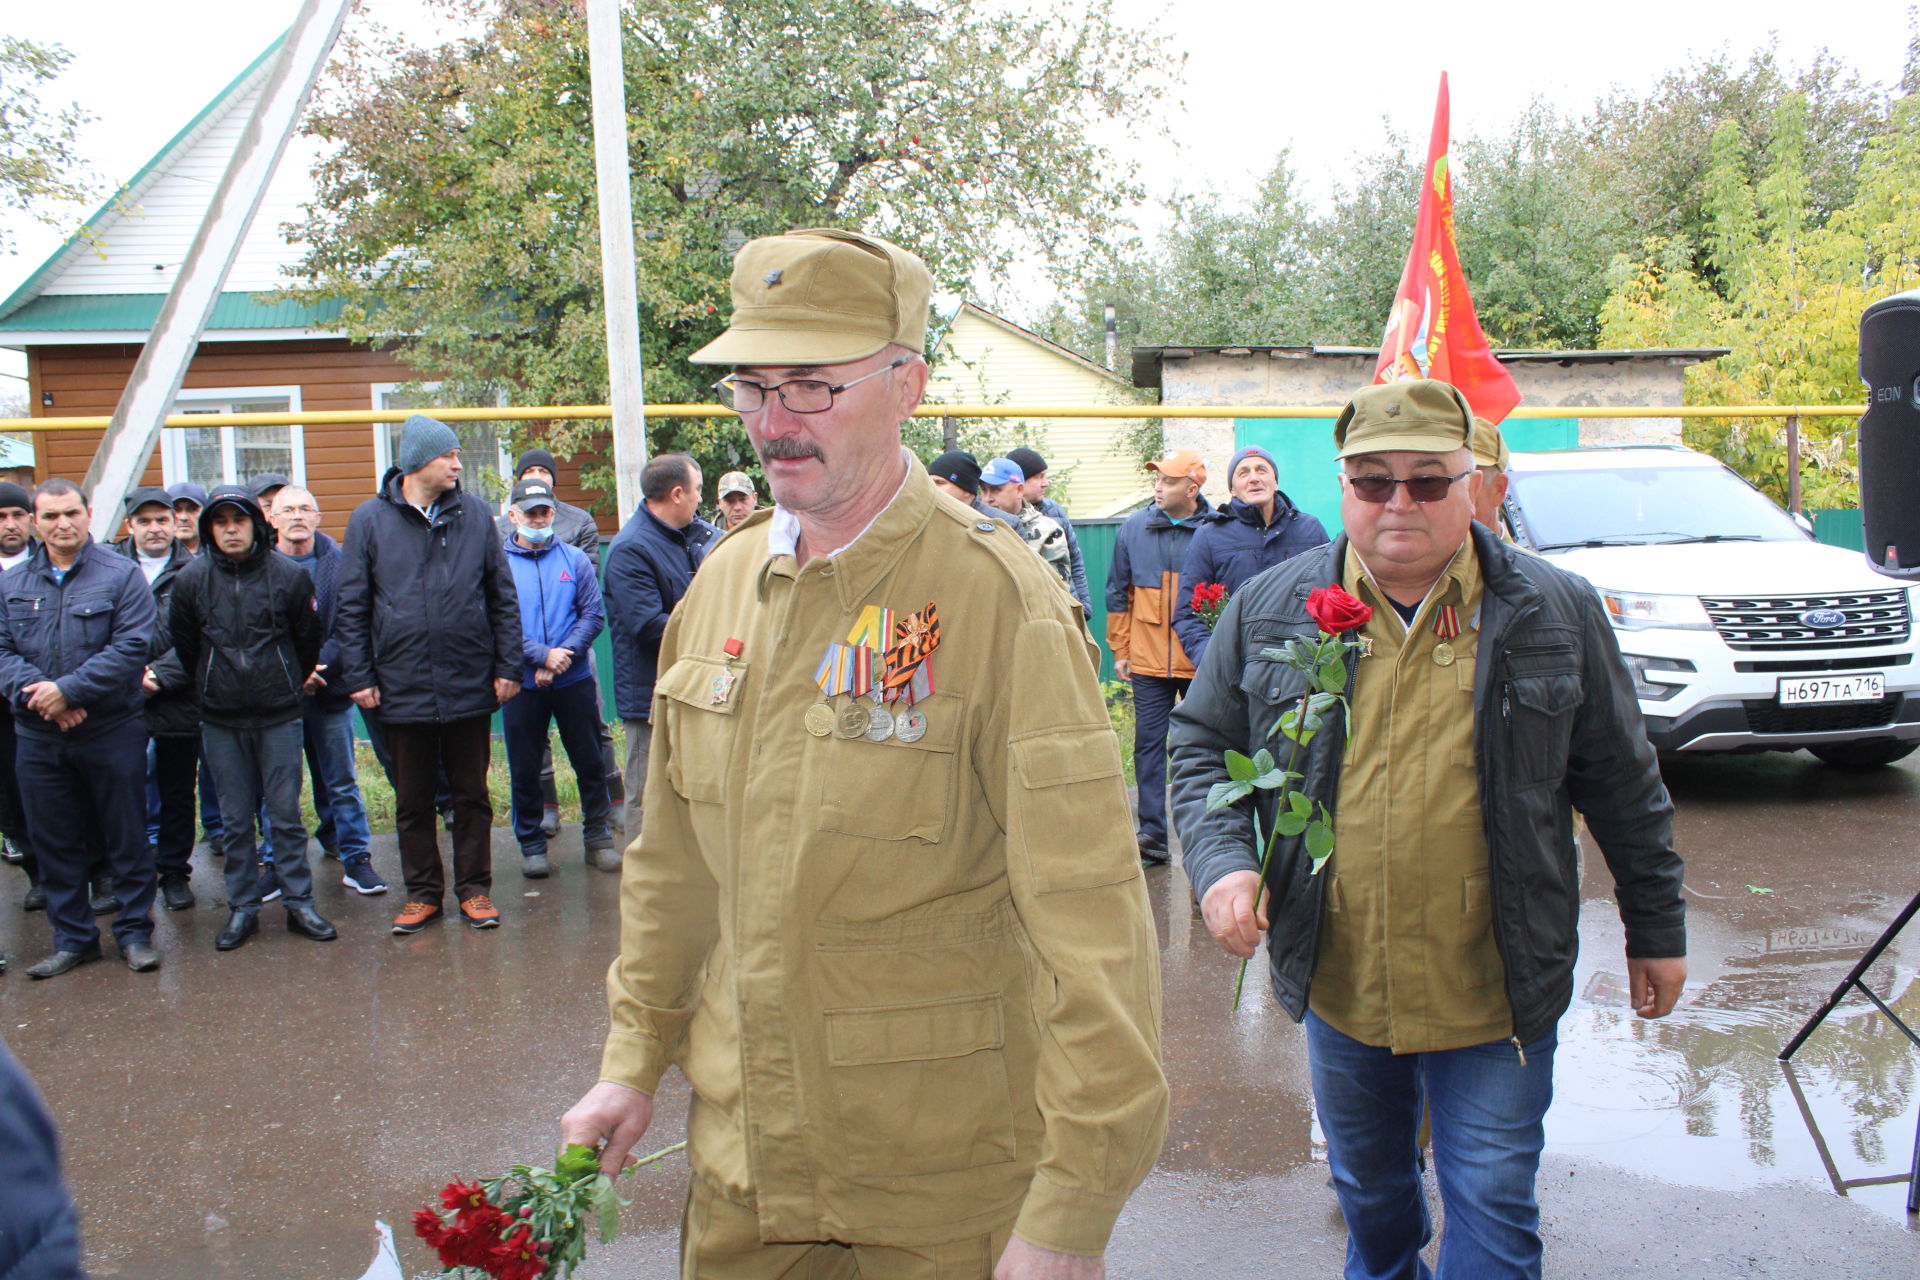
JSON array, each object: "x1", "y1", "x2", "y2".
[
  {"x1": 0, "y1": 290, "x2": 345, "y2": 335},
  {"x1": 0, "y1": 33, "x2": 289, "y2": 326}
]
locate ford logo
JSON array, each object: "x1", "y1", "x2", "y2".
[{"x1": 1800, "y1": 608, "x2": 1847, "y2": 629}]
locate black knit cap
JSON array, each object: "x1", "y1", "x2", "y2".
[
  {"x1": 516, "y1": 448, "x2": 559, "y2": 480},
  {"x1": 1007, "y1": 447, "x2": 1047, "y2": 481},
  {"x1": 928, "y1": 450, "x2": 982, "y2": 496},
  {"x1": 0, "y1": 482, "x2": 32, "y2": 512}
]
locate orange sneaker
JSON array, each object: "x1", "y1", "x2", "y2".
[
  {"x1": 391, "y1": 901, "x2": 442, "y2": 935},
  {"x1": 459, "y1": 895, "x2": 500, "y2": 930}
]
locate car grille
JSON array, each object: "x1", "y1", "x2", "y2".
[
  {"x1": 1743, "y1": 696, "x2": 1901, "y2": 735},
  {"x1": 1700, "y1": 590, "x2": 1911, "y2": 651}
]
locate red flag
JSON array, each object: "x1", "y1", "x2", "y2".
[{"x1": 1374, "y1": 73, "x2": 1521, "y2": 425}]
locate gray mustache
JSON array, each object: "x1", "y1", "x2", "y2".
[{"x1": 761, "y1": 439, "x2": 822, "y2": 462}]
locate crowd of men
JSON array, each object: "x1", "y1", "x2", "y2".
[
  {"x1": 0, "y1": 425, "x2": 769, "y2": 974},
  {"x1": 5, "y1": 225, "x2": 1688, "y2": 1280}
]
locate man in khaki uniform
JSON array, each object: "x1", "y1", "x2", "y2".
[
  {"x1": 563, "y1": 228, "x2": 1167, "y2": 1280},
  {"x1": 1170, "y1": 380, "x2": 1685, "y2": 1279}
]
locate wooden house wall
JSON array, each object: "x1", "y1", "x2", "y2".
[{"x1": 25, "y1": 338, "x2": 614, "y2": 541}]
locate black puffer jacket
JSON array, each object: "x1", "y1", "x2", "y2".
[
  {"x1": 118, "y1": 537, "x2": 199, "y2": 738},
  {"x1": 168, "y1": 492, "x2": 322, "y2": 730},
  {"x1": 335, "y1": 470, "x2": 520, "y2": 724},
  {"x1": 1168, "y1": 524, "x2": 1686, "y2": 1047}
]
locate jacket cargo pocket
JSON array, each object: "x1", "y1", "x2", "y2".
[
  {"x1": 824, "y1": 993, "x2": 1016, "y2": 1177},
  {"x1": 655, "y1": 657, "x2": 747, "y2": 805},
  {"x1": 67, "y1": 594, "x2": 115, "y2": 648},
  {"x1": 1010, "y1": 723, "x2": 1134, "y2": 892},
  {"x1": 1508, "y1": 668, "x2": 1582, "y2": 788},
  {"x1": 1455, "y1": 871, "x2": 1506, "y2": 991},
  {"x1": 816, "y1": 691, "x2": 960, "y2": 843}
]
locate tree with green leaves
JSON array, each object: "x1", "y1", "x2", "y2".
[
  {"x1": 289, "y1": 0, "x2": 1178, "y2": 503},
  {"x1": 0, "y1": 36, "x2": 95, "y2": 257}
]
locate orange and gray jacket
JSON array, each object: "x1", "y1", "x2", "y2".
[{"x1": 1104, "y1": 499, "x2": 1209, "y2": 680}]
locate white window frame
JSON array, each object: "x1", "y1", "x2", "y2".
[
  {"x1": 162, "y1": 384, "x2": 307, "y2": 489},
  {"x1": 370, "y1": 381, "x2": 513, "y2": 495}
]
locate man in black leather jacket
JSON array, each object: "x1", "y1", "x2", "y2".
[
  {"x1": 169, "y1": 487, "x2": 331, "y2": 952},
  {"x1": 1170, "y1": 379, "x2": 1685, "y2": 1279}
]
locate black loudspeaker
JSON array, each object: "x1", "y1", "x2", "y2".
[{"x1": 1860, "y1": 287, "x2": 1920, "y2": 577}]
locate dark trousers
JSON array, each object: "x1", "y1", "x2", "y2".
[
  {"x1": 385, "y1": 715, "x2": 493, "y2": 904},
  {"x1": 18, "y1": 717, "x2": 153, "y2": 953},
  {"x1": 505, "y1": 678, "x2": 613, "y2": 854},
  {"x1": 0, "y1": 710, "x2": 36, "y2": 887},
  {"x1": 1131, "y1": 674, "x2": 1189, "y2": 848},
  {"x1": 537, "y1": 669, "x2": 621, "y2": 805},
  {"x1": 150, "y1": 734, "x2": 199, "y2": 879},
  {"x1": 203, "y1": 720, "x2": 313, "y2": 913},
  {"x1": 362, "y1": 709, "x2": 452, "y2": 814}
]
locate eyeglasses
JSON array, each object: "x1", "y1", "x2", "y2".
[
  {"x1": 1344, "y1": 471, "x2": 1472, "y2": 504},
  {"x1": 712, "y1": 356, "x2": 912, "y2": 414},
  {"x1": 276, "y1": 505, "x2": 320, "y2": 517}
]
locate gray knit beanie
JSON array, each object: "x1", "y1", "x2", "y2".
[{"x1": 396, "y1": 414, "x2": 461, "y2": 476}]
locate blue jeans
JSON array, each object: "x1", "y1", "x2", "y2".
[
  {"x1": 1130, "y1": 674, "x2": 1188, "y2": 847},
  {"x1": 202, "y1": 720, "x2": 313, "y2": 912},
  {"x1": 1306, "y1": 1011, "x2": 1556, "y2": 1280},
  {"x1": 302, "y1": 704, "x2": 370, "y2": 860}
]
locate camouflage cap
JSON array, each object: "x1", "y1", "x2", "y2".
[
  {"x1": 689, "y1": 228, "x2": 933, "y2": 366},
  {"x1": 1470, "y1": 416, "x2": 1511, "y2": 470},
  {"x1": 1334, "y1": 379, "x2": 1476, "y2": 459}
]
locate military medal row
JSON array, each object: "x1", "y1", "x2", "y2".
[{"x1": 805, "y1": 697, "x2": 927, "y2": 743}]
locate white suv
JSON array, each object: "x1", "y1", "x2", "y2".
[{"x1": 1501, "y1": 445, "x2": 1920, "y2": 768}]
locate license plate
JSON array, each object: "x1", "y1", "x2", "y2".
[{"x1": 1778, "y1": 674, "x2": 1885, "y2": 705}]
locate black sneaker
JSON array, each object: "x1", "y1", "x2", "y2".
[
  {"x1": 23, "y1": 883, "x2": 46, "y2": 912},
  {"x1": 340, "y1": 857, "x2": 388, "y2": 896},
  {"x1": 1138, "y1": 839, "x2": 1170, "y2": 867},
  {"x1": 257, "y1": 864, "x2": 283, "y2": 904}
]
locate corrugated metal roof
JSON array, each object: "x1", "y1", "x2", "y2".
[
  {"x1": 1130, "y1": 344, "x2": 1732, "y2": 389},
  {"x1": 0, "y1": 291, "x2": 345, "y2": 334}
]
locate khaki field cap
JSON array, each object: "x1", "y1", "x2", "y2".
[
  {"x1": 689, "y1": 227, "x2": 933, "y2": 367},
  {"x1": 1470, "y1": 416, "x2": 1511, "y2": 469},
  {"x1": 1334, "y1": 379, "x2": 1476, "y2": 459}
]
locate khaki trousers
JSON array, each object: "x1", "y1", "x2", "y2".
[{"x1": 680, "y1": 1178, "x2": 1013, "y2": 1280}]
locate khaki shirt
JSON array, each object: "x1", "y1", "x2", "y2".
[
  {"x1": 1307, "y1": 542, "x2": 1511, "y2": 1054},
  {"x1": 600, "y1": 455, "x2": 1167, "y2": 1254}
]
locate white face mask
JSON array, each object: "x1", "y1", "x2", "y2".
[{"x1": 518, "y1": 523, "x2": 555, "y2": 544}]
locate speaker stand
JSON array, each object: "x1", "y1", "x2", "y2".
[{"x1": 1778, "y1": 888, "x2": 1920, "y2": 1212}]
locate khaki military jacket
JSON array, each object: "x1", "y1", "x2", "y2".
[{"x1": 599, "y1": 455, "x2": 1167, "y2": 1255}]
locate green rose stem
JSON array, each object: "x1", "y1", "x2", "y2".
[{"x1": 1211, "y1": 628, "x2": 1358, "y2": 1011}]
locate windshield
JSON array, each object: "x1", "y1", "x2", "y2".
[{"x1": 1506, "y1": 462, "x2": 1808, "y2": 549}]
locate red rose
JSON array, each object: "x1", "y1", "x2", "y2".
[{"x1": 1305, "y1": 585, "x2": 1372, "y2": 634}]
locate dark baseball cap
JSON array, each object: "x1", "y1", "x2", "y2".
[
  {"x1": 167, "y1": 482, "x2": 208, "y2": 508},
  {"x1": 248, "y1": 472, "x2": 291, "y2": 497},
  {"x1": 510, "y1": 479, "x2": 557, "y2": 512},
  {"x1": 126, "y1": 485, "x2": 174, "y2": 515},
  {"x1": 928, "y1": 450, "x2": 982, "y2": 496}
]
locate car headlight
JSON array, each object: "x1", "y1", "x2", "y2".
[
  {"x1": 1599, "y1": 590, "x2": 1714, "y2": 631},
  {"x1": 1620, "y1": 653, "x2": 1696, "y2": 701}
]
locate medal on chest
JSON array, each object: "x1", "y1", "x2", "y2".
[
  {"x1": 1431, "y1": 603, "x2": 1460, "y2": 667},
  {"x1": 709, "y1": 637, "x2": 744, "y2": 706},
  {"x1": 809, "y1": 601, "x2": 941, "y2": 740}
]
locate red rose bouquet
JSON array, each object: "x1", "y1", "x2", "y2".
[
  {"x1": 413, "y1": 1141, "x2": 683, "y2": 1279},
  {"x1": 1205, "y1": 583, "x2": 1373, "y2": 1007},
  {"x1": 1189, "y1": 581, "x2": 1229, "y2": 629}
]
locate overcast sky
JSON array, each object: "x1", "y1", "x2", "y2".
[{"x1": 3, "y1": 0, "x2": 1916, "y2": 387}]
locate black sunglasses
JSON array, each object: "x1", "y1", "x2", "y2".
[{"x1": 1345, "y1": 471, "x2": 1472, "y2": 504}]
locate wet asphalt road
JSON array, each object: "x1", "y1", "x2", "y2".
[{"x1": 4, "y1": 750, "x2": 1920, "y2": 1279}]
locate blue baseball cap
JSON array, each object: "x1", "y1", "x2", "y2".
[{"x1": 980, "y1": 457, "x2": 1025, "y2": 488}]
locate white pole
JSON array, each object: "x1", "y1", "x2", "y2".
[
  {"x1": 82, "y1": 0, "x2": 352, "y2": 530},
  {"x1": 587, "y1": 0, "x2": 648, "y2": 518}
]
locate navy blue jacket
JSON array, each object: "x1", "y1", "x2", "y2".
[
  {"x1": 0, "y1": 1037, "x2": 83, "y2": 1280},
  {"x1": 603, "y1": 505, "x2": 719, "y2": 720},
  {"x1": 282, "y1": 531, "x2": 350, "y2": 713},
  {"x1": 118, "y1": 537, "x2": 199, "y2": 737},
  {"x1": 503, "y1": 533, "x2": 603, "y2": 690},
  {"x1": 0, "y1": 539, "x2": 155, "y2": 743},
  {"x1": 1171, "y1": 495, "x2": 1329, "y2": 667},
  {"x1": 335, "y1": 471, "x2": 521, "y2": 724}
]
